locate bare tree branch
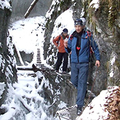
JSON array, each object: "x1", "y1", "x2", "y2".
[{"x1": 24, "y1": 0, "x2": 39, "y2": 18}]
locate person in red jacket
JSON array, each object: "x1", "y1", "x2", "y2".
[{"x1": 53, "y1": 28, "x2": 69, "y2": 73}]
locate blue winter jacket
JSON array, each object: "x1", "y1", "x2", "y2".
[{"x1": 65, "y1": 30, "x2": 100, "y2": 63}]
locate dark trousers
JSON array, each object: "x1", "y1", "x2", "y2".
[{"x1": 56, "y1": 52, "x2": 68, "y2": 71}]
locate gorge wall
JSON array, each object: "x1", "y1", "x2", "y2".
[
  {"x1": 0, "y1": 3, "x2": 17, "y2": 114},
  {"x1": 84, "y1": 0, "x2": 120, "y2": 90}
]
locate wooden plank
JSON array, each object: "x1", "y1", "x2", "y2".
[{"x1": 17, "y1": 67, "x2": 33, "y2": 71}]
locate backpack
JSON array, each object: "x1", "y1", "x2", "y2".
[
  {"x1": 56, "y1": 34, "x2": 69, "y2": 44},
  {"x1": 86, "y1": 30, "x2": 95, "y2": 63}
]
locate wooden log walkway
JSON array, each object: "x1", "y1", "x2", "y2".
[{"x1": 17, "y1": 48, "x2": 70, "y2": 77}]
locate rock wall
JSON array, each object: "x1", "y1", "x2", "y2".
[
  {"x1": 41, "y1": 71, "x2": 76, "y2": 116},
  {"x1": 0, "y1": 7, "x2": 17, "y2": 109},
  {"x1": 84, "y1": 0, "x2": 120, "y2": 88}
]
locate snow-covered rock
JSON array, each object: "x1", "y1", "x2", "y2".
[
  {"x1": 0, "y1": 2, "x2": 17, "y2": 109},
  {"x1": 77, "y1": 86, "x2": 120, "y2": 120},
  {"x1": 0, "y1": 0, "x2": 12, "y2": 10}
]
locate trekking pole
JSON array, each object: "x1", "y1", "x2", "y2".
[{"x1": 86, "y1": 66, "x2": 98, "y2": 106}]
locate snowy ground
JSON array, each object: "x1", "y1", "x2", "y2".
[
  {"x1": 0, "y1": 68, "x2": 62, "y2": 120},
  {"x1": 0, "y1": 68, "x2": 119, "y2": 120},
  {"x1": 0, "y1": 0, "x2": 119, "y2": 119}
]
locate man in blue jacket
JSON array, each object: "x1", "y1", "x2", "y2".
[{"x1": 64, "y1": 18, "x2": 100, "y2": 115}]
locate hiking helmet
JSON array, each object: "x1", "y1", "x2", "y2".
[
  {"x1": 74, "y1": 18, "x2": 86, "y2": 26},
  {"x1": 63, "y1": 28, "x2": 68, "y2": 33}
]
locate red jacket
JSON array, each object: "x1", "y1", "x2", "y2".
[{"x1": 53, "y1": 34, "x2": 69, "y2": 53}]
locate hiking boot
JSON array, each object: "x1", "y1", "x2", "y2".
[{"x1": 77, "y1": 106, "x2": 82, "y2": 116}]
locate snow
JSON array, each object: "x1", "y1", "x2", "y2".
[
  {"x1": 0, "y1": 55, "x2": 3, "y2": 68},
  {"x1": 0, "y1": 108, "x2": 16, "y2": 120},
  {"x1": 45, "y1": 0, "x2": 60, "y2": 19},
  {"x1": 111, "y1": 54, "x2": 116, "y2": 66},
  {"x1": 5, "y1": 7, "x2": 75, "y2": 119},
  {"x1": 0, "y1": 0, "x2": 12, "y2": 11},
  {"x1": 9, "y1": 16, "x2": 46, "y2": 65},
  {"x1": 0, "y1": 82, "x2": 6, "y2": 99},
  {"x1": 51, "y1": 8, "x2": 74, "y2": 40},
  {"x1": 78, "y1": 86, "x2": 119, "y2": 120},
  {"x1": 58, "y1": 101, "x2": 67, "y2": 109},
  {"x1": 79, "y1": 91, "x2": 109, "y2": 119},
  {"x1": 89, "y1": 0, "x2": 99, "y2": 10},
  {"x1": 0, "y1": 70, "x2": 50, "y2": 120},
  {"x1": 9, "y1": 16, "x2": 45, "y2": 54},
  {"x1": 109, "y1": 52, "x2": 116, "y2": 77},
  {"x1": 0, "y1": 2, "x2": 118, "y2": 120},
  {"x1": 9, "y1": 8, "x2": 74, "y2": 67}
]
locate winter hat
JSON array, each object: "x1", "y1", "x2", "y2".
[
  {"x1": 63, "y1": 28, "x2": 68, "y2": 33},
  {"x1": 74, "y1": 18, "x2": 86, "y2": 26},
  {"x1": 80, "y1": 17, "x2": 86, "y2": 26}
]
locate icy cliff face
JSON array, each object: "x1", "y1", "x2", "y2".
[{"x1": 0, "y1": 0, "x2": 17, "y2": 108}]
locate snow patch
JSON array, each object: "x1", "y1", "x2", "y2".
[
  {"x1": 109, "y1": 52, "x2": 116, "y2": 77},
  {"x1": 58, "y1": 101, "x2": 67, "y2": 109},
  {"x1": 9, "y1": 16, "x2": 45, "y2": 54},
  {"x1": 0, "y1": 108, "x2": 16, "y2": 120},
  {"x1": 0, "y1": 82, "x2": 6, "y2": 99},
  {"x1": 51, "y1": 8, "x2": 74, "y2": 40},
  {"x1": 110, "y1": 55, "x2": 116, "y2": 66},
  {"x1": 0, "y1": 0, "x2": 12, "y2": 11},
  {"x1": 45, "y1": 0, "x2": 60, "y2": 19},
  {"x1": 89, "y1": 0, "x2": 99, "y2": 10},
  {"x1": 79, "y1": 86, "x2": 119, "y2": 120}
]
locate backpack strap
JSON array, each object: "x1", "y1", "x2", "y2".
[
  {"x1": 56, "y1": 35, "x2": 61, "y2": 44},
  {"x1": 70, "y1": 34, "x2": 73, "y2": 40},
  {"x1": 87, "y1": 30, "x2": 92, "y2": 37},
  {"x1": 58, "y1": 35, "x2": 61, "y2": 40},
  {"x1": 86, "y1": 30, "x2": 94, "y2": 54}
]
